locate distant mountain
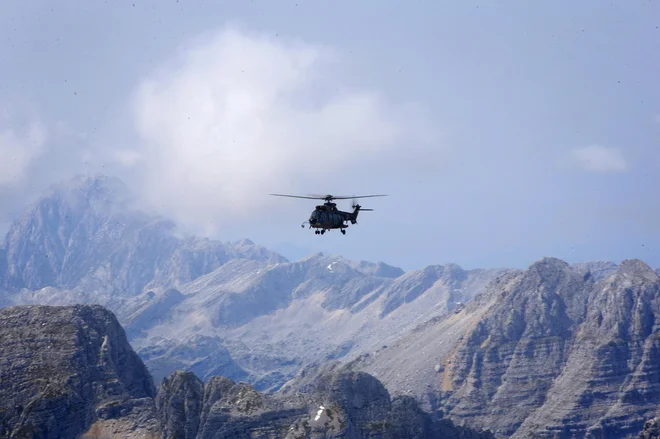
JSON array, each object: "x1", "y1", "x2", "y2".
[
  {"x1": 0, "y1": 174, "x2": 505, "y2": 390},
  {"x1": 352, "y1": 257, "x2": 660, "y2": 438},
  {"x1": 2, "y1": 174, "x2": 285, "y2": 296},
  {"x1": 129, "y1": 251, "x2": 503, "y2": 387},
  {"x1": 0, "y1": 304, "x2": 495, "y2": 439}
]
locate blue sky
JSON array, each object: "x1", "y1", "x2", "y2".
[{"x1": 1, "y1": 0, "x2": 658, "y2": 271}]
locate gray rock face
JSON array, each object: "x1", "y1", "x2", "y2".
[
  {"x1": 354, "y1": 257, "x2": 660, "y2": 438},
  {"x1": 0, "y1": 304, "x2": 494, "y2": 438},
  {"x1": 123, "y1": 288, "x2": 186, "y2": 339},
  {"x1": 572, "y1": 260, "x2": 619, "y2": 282},
  {"x1": 342, "y1": 260, "x2": 405, "y2": 279},
  {"x1": 138, "y1": 335, "x2": 249, "y2": 386},
  {"x1": 638, "y1": 418, "x2": 660, "y2": 439},
  {"x1": 156, "y1": 371, "x2": 205, "y2": 439},
  {"x1": 3, "y1": 175, "x2": 141, "y2": 291},
  {"x1": 0, "y1": 304, "x2": 159, "y2": 438},
  {"x1": 1, "y1": 174, "x2": 286, "y2": 297},
  {"x1": 274, "y1": 362, "x2": 496, "y2": 439}
]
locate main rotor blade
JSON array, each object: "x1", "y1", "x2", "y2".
[
  {"x1": 332, "y1": 194, "x2": 388, "y2": 200},
  {"x1": 269, "y1": 194, "x2": 326, "y2": 200},
  {"x1": 269, "y1": 193, "x2": 388, "y2": 201}
]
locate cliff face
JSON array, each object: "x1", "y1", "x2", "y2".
[
  {"x1": 0, "y1": 304, "x2": 159, "y2": 438},
  {"x1": 151, "y1": 365, "x2": 496, "y2": 439},
  {"x1": 353, "y1": 258, "x2": 660, "y2": 439}
]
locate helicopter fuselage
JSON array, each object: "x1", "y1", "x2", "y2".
[
  {"x1": 304, "y1": 202, "x2": 360, "y2": 235},
  {"x1": 309, "y1": 208, "x2": 348, "y2": 229}
]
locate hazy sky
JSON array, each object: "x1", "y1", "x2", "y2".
[{"x1": 1, "y1": 0, "x2": 658, "y2": 271}]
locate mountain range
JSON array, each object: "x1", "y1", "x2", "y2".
[
  {"x1": 0, "y1": 304, "x2": 493, "y2": 438},
  {"x1": 0, "y1": 174, "x2": 658, "y2": 438}
]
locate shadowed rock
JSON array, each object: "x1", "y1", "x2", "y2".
[
  {"x1": 0, "y1": 304, "x2": 495, "y2": 438},
  {"x1": 638, "y1": 417, "x2": 660, "y2": 439},
  {"x1": 0, "y1": 304, "x2": 159, "y2": 438}
]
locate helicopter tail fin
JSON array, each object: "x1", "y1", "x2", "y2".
[{"x1": 350, "y1": 204, "x2": 373, "y2": 224}]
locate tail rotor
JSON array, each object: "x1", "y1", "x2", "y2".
[{"x1": 352, "y1": 197, "x2": 373, "y2": 211}]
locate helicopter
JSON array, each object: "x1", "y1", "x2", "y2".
[{"x1": 269, "y1": 193, "x2": 387, "y2": 235}]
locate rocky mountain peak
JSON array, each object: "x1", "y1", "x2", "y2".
[
  {"x1": 49, "y1": 173, "x2": 129, "y2": 195},
  {"x1": 301, "y1": 251, "x2": 325, "y2": 261},
  {"x1": 39, "y1": 173, "x2": 138, "y2": 218},
  {"x1": 237, "y1": 238, "x2": 254, "y2": 246},
  {"x1": 353, "y1": 254, "x2": 660, "y2": 438},
  {"x1": 2, "y1": 174, "x2": 146, "y2": 291},
  {"x1": 617, "y1": 258, "x2": 659, "y2": 281},
  {"x1": 0, "y1": 304, "x2": 158, "y2": 438},
  {"x1": 526, "y1": 256, "x2": 571, "y2": 282},
  {"x1": 1, "y1": 174, "x2": 286, "y2": 295}
]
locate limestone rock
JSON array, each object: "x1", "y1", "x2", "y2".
[
  {"x1": 638, "y1": 417, "x2": 660, "y2": 439},
  {"x1": 0, "y1": 304, "x2": 159, "y2": 438},
  {"x1": 354, "y1": 257, "x2": 660, "y2": 438}
]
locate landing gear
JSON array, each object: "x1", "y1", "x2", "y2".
[
  {"x1": 341, "y1": 229, "x2": 346, "y2": 235},
  {"x1": 315, "y1": 230, "x2": 325, "y2": 235}
]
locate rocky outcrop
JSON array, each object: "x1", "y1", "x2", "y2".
[
  {"x1": 137, "y1": 335, "x2": 249, "y2": 384},
  {"x1": 274, "y1": 362, "x2": 496, "y2": 439},
  {"x1": 152, "y1": 362, "x2": 495, "y2": 439},
  {"x1": 156, "y1": 371, "x2": 205, "y2": 439},
  {"x1": 0, "y1": 304, "x2": 159, "y2": 438},
  {"x1": 0, "y1": 304, "x2": 497, "y2": 438},
  {"x1": 354, "y1": 257, "x2": 660, "y2": 438},
  {"x1": 442, "y1": 257, "x2": 587, "y2": 436},
  {"x1": 638, "y1": 417, "x2": 660, "y2": 439}
]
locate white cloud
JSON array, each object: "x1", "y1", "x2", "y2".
[
  {"x1": 0, "y1": 120, "x2": 47, "y2": 187},
  {"x1": 570, "y1": 145, "x2": 629, "y2": 173},
  {"x1": 111, "y1": 149, "x2": 143, "y2": 167},
  {"x1": 128, "y1": 24, "x2": 438, "y2": 233}
]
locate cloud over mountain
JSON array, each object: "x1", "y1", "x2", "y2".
[
  {"x1": 0, "y1": 110, "x2": 46, "y2": 188},
  {"x1": 127, "y1": 24, "x2": 437, "y2": 234}
]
